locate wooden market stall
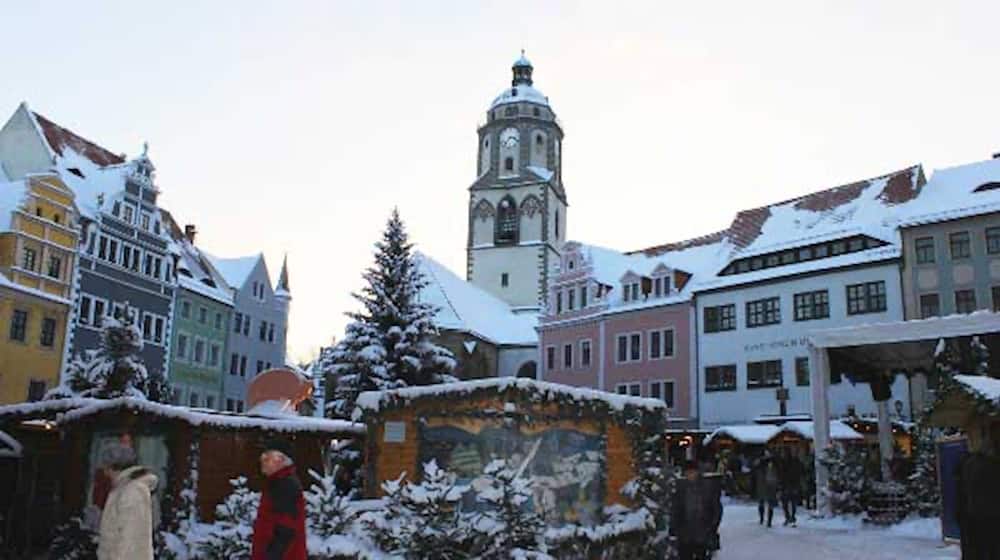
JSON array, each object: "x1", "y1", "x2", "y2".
[
  {"x1": 0, "y1": 397, "x2": 363, "y2": 555},
  {"x1": 353, "y1": 378, "x2": 668, "y2": 527}
]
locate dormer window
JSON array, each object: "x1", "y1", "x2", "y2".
[
  {"x1": 623, "y1": 282, "x2": 641, "y2": 302},
  {"x1": 654, "y1": 277, "x2": 663, "y2": 297}
]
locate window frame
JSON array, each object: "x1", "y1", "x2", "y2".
[
  {"x1": 704, "y1": 304, "x2": 736, "y2": 333},
  {"x1": 795, "y1": 356, "x2": 810, "y2": 387},
  {"x1": 846, "y1": 281, "x2": 887, "y2": 315},
  {"x1": 746, "y1": 297, "x2": 781, "y2": 328},
  {"x1": 914, "y1": 236, "x2": 936, "y2": 264},
  {"x1": 955, "y1": 289, "x2": 977, "y2": 314},
  {"x1": 546, "y1": 345, "x2": 556, "y2": 372},
  {"x1": 919, "y1": 293, "x2": 941, "y2": 319},
  {"x1": 747, "y1": 359, "x2": 783, "y2": 389},
  {"x1": 950, "y1": 231, "x2": 971, "y2": 260},
  {"x1": 793, "y1": 290, "x2": 829, "y2": 322},
  {"x1": 563, "y1": 343, "x2": 573, "y2": 369},
  {"x1": 704, "y1": 364, "x2": 737, "y2": 392},
  {"x1": 986, "y1": 227, "x2": 1000, "y2": 255},
  {"x1": 649, "y1": 380, "x2": 675, "y2": 408}
]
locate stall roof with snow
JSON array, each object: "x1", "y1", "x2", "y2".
[{"x1": 929, "y1": 374, "x2": 1000, "y2": 428}]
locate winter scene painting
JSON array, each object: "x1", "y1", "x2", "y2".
[{"x1": 6, "y1": 2, "x2": 1000, "y2": 559}]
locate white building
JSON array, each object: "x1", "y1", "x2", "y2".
[{"x1": 691, "y1": 166, "x2": 924, "y2": 428}]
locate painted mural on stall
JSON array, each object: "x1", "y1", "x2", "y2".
[{"x1": 418, "y1": 417, "x2": 603, "y2": 525}]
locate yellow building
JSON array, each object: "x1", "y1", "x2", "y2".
[{"x1": 0, "y1": 173, "x2": 79, "y2": 404}]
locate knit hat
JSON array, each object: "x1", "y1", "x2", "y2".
[
  {"x1": 100, "y1": 442, "x2": 138, "y2": 470},
  {"x1": 261, "y1": 438, "x2": 295, "y2": 462}
]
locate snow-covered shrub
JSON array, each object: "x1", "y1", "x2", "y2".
[
  {"x1": 306, "y1": 467, "x2": 362, "y2": 539},
  {"x1": 48, "y1": 515, "x2": 98, "y2": 559},
  {"x1": 196, "y1": 476, "x2": 260, "y2": 559},
  {"x1": 820, "y1": 445, "x2": 870, "y2": 514},
  {"x1": 906, "y1": 417, "x2": 941, "y2": 517},
  {"x1": 469, "y1": 459, "x2": 547, "y2": 559}
]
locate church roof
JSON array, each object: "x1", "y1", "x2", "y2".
[
  {"x1": 490, "y1": 84, "x2": 549, "y2": 110},
  {"x1": 415, "y1": 252, "x2": 537, "y2": 346}
]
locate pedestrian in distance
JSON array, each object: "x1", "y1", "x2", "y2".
[
  {"x1": 778, "y1": 448, "x2": 803, "y2": 526},
  {"x1": 96, "y1": 441, "x2": 159, "y2": 560},
  {"x1": 252, "y1": 438, "x2": 308, "y2": 560},
  {"x1": 752, "y1": 450, "x2": 779, "y2": 528},
  {"x1": 670, "y1": 460, "x2": 724, "y2": 560}
]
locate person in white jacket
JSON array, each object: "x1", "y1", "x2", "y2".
[{"x1": 96, "y1": 442, "x2": 159, "y2": 560}]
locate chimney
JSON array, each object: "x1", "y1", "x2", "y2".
[{"x1": 184, "y1": 224, "x2": 197, "y2": 244}]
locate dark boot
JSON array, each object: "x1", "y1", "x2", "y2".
[
  {"x1": 758, "y1": 502, "x2": 764, "y2": 525},
  {"x1": 767, "y1": 508, "x2": 773, "y2": 528}
]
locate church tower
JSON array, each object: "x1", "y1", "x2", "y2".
[{"x1": 467, "y1": 53, "x2": 567, "y2": 311}]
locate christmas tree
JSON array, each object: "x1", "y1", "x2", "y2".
[
  {"x1": 196, "y1": 476, "x2": 260, "y2": 559},
  {"x1": 324, "y1": 209, "x2": 456, "y2": 420},
  {"x1": 819, "y1": 444, "x2": 869, "y2": 514},
  {"x1": 52, "y1": 304, "x2": 165, "y2": 401},
  {"x1": 906, "y1": 417, "x2": 941, "y2": 517},
  {"x1": 471, "y1": 459, "x2": 546, "y2": 559},
  {"x1": 306, "y1": 467, "x2": 361, "y2": 539}
]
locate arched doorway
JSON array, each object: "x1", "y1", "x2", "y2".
[{"x1": 516, "y1": 361, "x2": 537, "y2": 380}]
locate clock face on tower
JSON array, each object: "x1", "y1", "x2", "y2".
[{"x1": 502, "y1": 135, "x2": 519, "y2": 149}]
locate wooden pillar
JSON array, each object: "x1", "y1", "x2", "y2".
[
  {"x1": 876, "y1": 399, "x2": 893, "y2": 481},
  {"x1": 808, "y1": 342, "x2": 831, "y2": 516}
]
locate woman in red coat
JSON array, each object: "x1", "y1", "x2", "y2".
[{"x1": 252, "y1": 439, "x2": 307, "y2": 560}]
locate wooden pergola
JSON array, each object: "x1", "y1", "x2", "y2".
[{"x1": 807, "y1": 311, "x2": 1000, "y2": 515}]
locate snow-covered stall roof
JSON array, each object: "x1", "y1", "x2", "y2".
[
  {"x1": 0, "y1": 429, "x2": 24, "y2": 458},
  {"x1": 704, "y1": 425, "x2": 781, "y2": 445},
  {"x1": 356, "y1": 378, "x2": 668, "y2": 416},
  {"x1": 415, "y1": 252, "x2": 537, "y2": 346},
  {"x1": 43, "y1": 397, "x2": 363, "y2": 435},
  {"x1": 778, "y1": 420, "x2": 864, "y2": 441},
  {"x1": 205, "y1": 253, "x2": 261, "y2": 290},
  {"x1": 0, "y1": 397, "x2": 103, "y2": 421},
  {"x1": 898, "y1": 157, "x2": 1000, "y2": 228},
  {"x1": 809, "y1": 310, "x2": 1000, "y2": 349},
  {"x1": 952, "y1": 374, "x2": 1000, "y2": 406}
]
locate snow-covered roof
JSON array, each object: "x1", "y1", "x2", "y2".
[
  {"x1": 205, "y1": 253, "x2": 261, "y2": 290},
  {"x1": 952, "y1": 374, "x2": 1000, "y2": 406},
  {"x1": 0, "y1": 179, "x2": 28, "y2": 232},
  {"x1": 165, "y1": 223, "x2": 234, "y2": 305},
  {"x1": 355, "y1": 378, "x2": 668, "y2": 415},
  {"x1": 0, "y1": 397, "x2": 103, "y2": 419},
  {"x1": 0, "y1": 429, "x2": 23, "y2": 459},
  {"x1": 415, "y1": 252, "x2": 537, "y2": 346},
  {"x1": 778, "y1": 420, "x2": 864, "y2": 441},
  {"x1": 809, "y1": 310, "x2": 1000, "y2": 349},
  {"x1": 705, "y1": 425, "x2": 781, "y2": 445},
  {"x1": 898, "y1": 157, "x2": 1000, "y2": 228},
  {"x1": 56, "y1": 397, "x2": 364, "y2": 434},
  {"x1": 490, "y1": 84, "x2": 549, "y2": 109}
]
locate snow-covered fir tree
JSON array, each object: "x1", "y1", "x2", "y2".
[
  {"x1": 324, "y1": 209, "x2": 456, "y2": 419},
  {"x1": 197, "y1": 476, "x2": 259, "y2": 559},
  {"x1": 306, "y1": 467, "x2": 361, "y2": 539},
  {"x1": 906, "y1": 417, "x2": 941, "y2": 517},
  {"x1": 48, "y1": 516, "x2": 98, "y2": 559},
  {"x1": 970, "y1": 335, "x2": 990, "y2": 376},
  {"x1": 471, "y1": 459, "x2": 546, "y2": 559},
  {"x1": 819, "y1": 445, "x2": 869, "y2": 514},
  {"x1": 368, "y1": 460, "x2": 471, "y2": 559},
  {"x1": 51, "y1": 304, "x2": 165, "y2": 401},
  {"x1": 619, "y1": 432, "x2": 670, "y2": 551}
]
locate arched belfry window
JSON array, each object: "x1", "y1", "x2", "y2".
[{"x1": 495, "y1": 195, "x2": 519, "y2": 245}]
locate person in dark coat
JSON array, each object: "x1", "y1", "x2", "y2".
[
  {"x1": 956, "y1": 426, "x2": 1000, "y2": 560},
  {"x1": 252, "y1": 439, "x2": 307, "y2": 560},
  {"x1": 778, "y1": 449, "x2": 803, "y2": 526},
  {"x1": 670, "y1": 461, "x2": 723, "y2": 560},
  {"x1": 752, "y1": 451, "x2": 779, "y2": 527}
]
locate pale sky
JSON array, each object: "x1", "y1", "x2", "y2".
[{"x1": 4, "y1": 2, "x2": 1000, "y2": 363}]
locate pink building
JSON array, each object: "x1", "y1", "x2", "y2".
[{"x1": 538, "y1": 238, "x2": 724, "y2": 427}]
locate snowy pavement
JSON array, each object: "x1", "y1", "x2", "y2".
[{"x1": 715, "y1": 501, "x2": 960, "y2": 559}]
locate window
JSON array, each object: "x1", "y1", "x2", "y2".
[
  {"x1": 567, "y1": 289, "x2": 575, "y2": 311},
  {"x1": 704, "y1": 304, "x2": 736, "y2": 333},
  {"x1": 108, "y1": 239, "x2": 118, "y2": 264},
  {"x1": 40, "y1": 317, "x2": 57, "y2": 347},
  {"x1": 47, "y1": 256, "x2": 61, "y2": 279},
  {"x1": 546, "y1": 346, "x2": 556, "y2": 371},
  {"x1": 93, "y1": 299, "x2": 105, "y2": 327},
  {"x1": 987, "y1": 228, "x2": 1000, "y2": 255},
  {"x1": 580, "y1": 340, "x2": 591, "y2": 367},
  {"x1": 256, "y1": 360, "x2": 264, "y2": 374},
  {"x1": 22, "y1": 247, "x2": 36, "y2": 271},
  {"x1": 746, "y1": 297, "x2": 781, "y2": 327},
  {"x1": 268, "y1": 324, "x2": 275, "y2": 343},
  {"x1": 955, "y1": 289, "x2": 977, "y2": 314},
  {"x1": 617, "y1": 335, "x2": 627, "y2": 362},
  {"x1": 580, "y1": 286, "x2": 588, "y2": 308},
  {"x1": 495, "y1": 195, "x2": 518, "y2": 245},
  {"x1": 243, "y1": 317, "x2": 250, "y2": 336},
  {"x1": 209, "y1": 344, "x2": 220, "y2": 367},
  {"x1": 556, "y1": 292, "x2": 563, "y2": 314},
  {"x1": 266, "y1": 362, "x2": 271, "y2": 370},
  {"x1": 9, "y1": 310, "x2": 27, "y2": 342},
  {"x1": 793, "y1": 290, "x2": 829, "y2": 321},
  {"x1": 747, "y1": 360, "x2": 783, "y2": 389},
  {"x1": 142, "y1": 314, "x2": 153, "y2": 341},
  {"x1": 215, "y1": 312, "x2": 223, "y2": 329},
  {"x1": 226, "y1": 398, "x2": 235, "y2": 412},
  {"x1": 705, "y1": 365, "x2": 737, "y2": 392},
  {"x1": 99, "y1": 237, "x2": 109, "y2": 260},
  {"x1": 234, "y1": 312, "x2": 243, "y2": 333},
  {"x1": 189, "y1": 392, "x2": 199, "y2": 408},
  {"x1": 259, "y1": 321, "x2": 267, "y2": 341},
  {"x1": 181, "y1": 301, "x2": 191, "y2": 319},
  {"x1": 920, "y1": 293, "x2": 941, "y2": 319},
  {"x1": 176, "y1": 334, "x2": 188, "y2": 359},
  {"x1": 630, "y1": 333, "x2": 641, "y2": 361},
  {"x1": 199, "y1": 307, "x2": 207, "y2": 324},
  {"x1": 141, "y1": 213, "x2": 151, "y2": 231},
  {"x1": 239, "y1": 356, "x2": 247, "y2": 376},
  {"x1": 504, "y1": 157, "x2": 514, "y2": 171},
  {"x1": 846, "y1": 281, "x2": 887, "y2": 315},
  {"x1": 993, "y1": 287, "x2": 1000, "y2": 312},
  {"x1": 795, "y1": 357, "x2": 810, "y2": 387},
  {"x1": 649, "y1": 380, "x2": 675, "y2": 408},
  {"x1": 123, "y1": 205, "x2": 134, "y2": 223},
  {"x1": 616, "y1": 383, "x2": 642, "y2": 397},
  {"x1": 27, "y1": 380, "x2": 46, "y2": 402},
  {"x1": 206, "y1": 396, "x2": 215, "y2": 410},
  {"x1": 649, "y1": 329, "x2": 675, "y2": 359},
  {"x1": 501, "y1": 273, "x2": 509, "y2": 287},
  {"x1": 79, "y1": 296, "x2": 92, "y2": 325},
  {"x1": 623, "y1": 282, "x2": 641, "y2": 302},
  {"x1": 950, "y1": 231, "x2": 971, "y2": 259},
  {"x1": 915, "y1": 237, "x2": 935, "y2": 264},
  {"x1": 144, "y1": 254, "x2": 153, "y2": 276},
  {"x1": 237, "y1": 400, "x2": 245, "y2": 413},
  {"x1": 563, "y1": 344, "x2": 573, "y2": 368},
  {"x1": 154, "y1": 317, "x2": 164, "y2": 344},
  {"x1": 194, "y1": 339, "x2": 205, "y2": 364},
  {"x1": 650, "y1": 330, "x2": 661, "y2": 359},
  {"x1": 654, "y1": 277, "x2": 663, "y2": 297}
]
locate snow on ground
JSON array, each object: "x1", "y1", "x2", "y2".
[{"x1": 717, "y1": 501, "x2": 959, "y2": 560}]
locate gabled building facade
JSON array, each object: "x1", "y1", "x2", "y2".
[
  {"x1": 0, "y1": 173, "x2": 80, "y2": 403},
  {"x1": 208, "y1": 253, "x2": 290, "y2": 412}
]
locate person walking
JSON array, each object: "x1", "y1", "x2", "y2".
[
  {"x1": 779, "y1": 448, "x2": 803, "y2": 526},
  {"x1": 956, "y1": 426, "x2": 1000, "y2": 560},
  {"x1": 670, "y1": 461, "x2": 723, "y2": 560},
  {"x1": 96, "y1": 442, "x2": 158, "y2": 560},
  {"x1": 752, "y1": 451, "x2": 779, "y2": 528},
  {"x1": 252, "y1": 438, "x2": 307, "y2": 560}
]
